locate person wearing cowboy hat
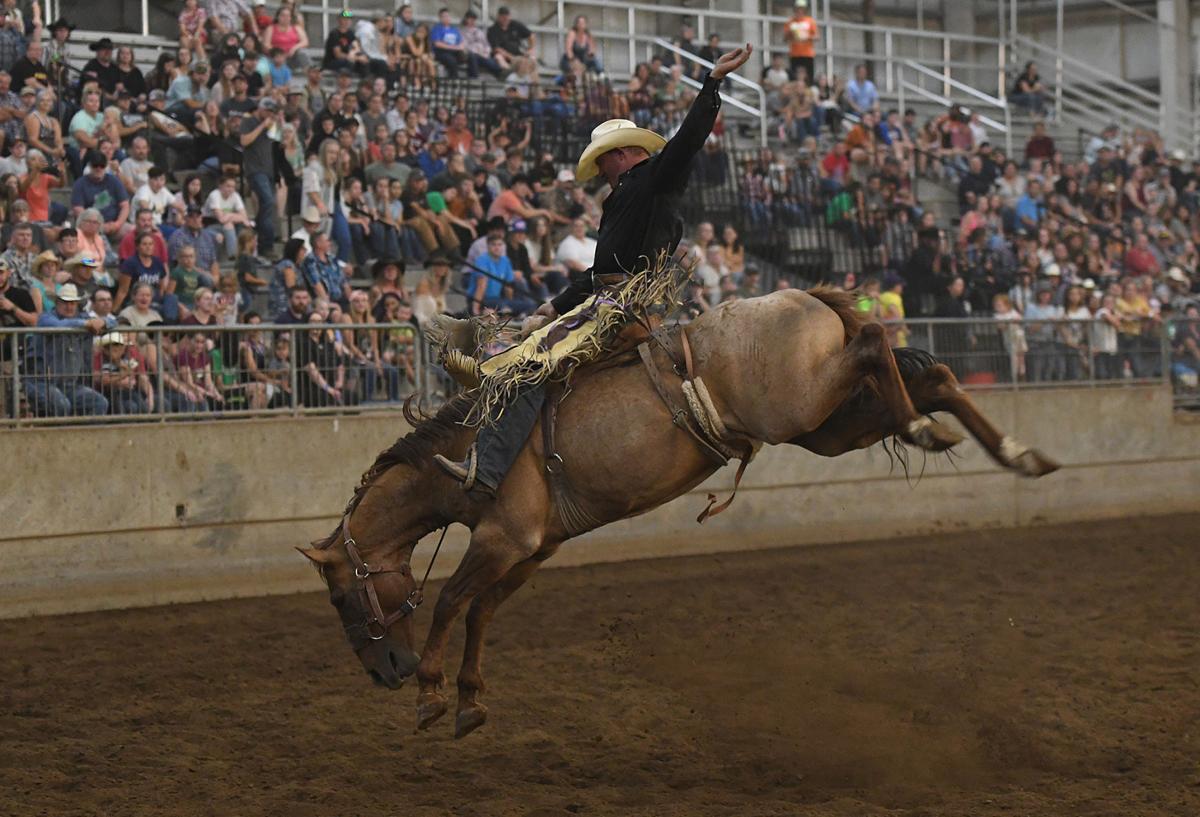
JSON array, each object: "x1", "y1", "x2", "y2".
[
  {"x1": 435, "y1": 42, "x2": 754, "y2": 497},
  {"x1": 24, "y1": 281, "x2": 110, "y2": 417},
  {"x1": 82, "y1": 37, "x2": 121, "y2": 101}
]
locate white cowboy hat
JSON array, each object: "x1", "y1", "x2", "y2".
[
  {"x1": 56, "y1": 282, "x2": 86, "y2": 302},
  {"x1": 575, "y1": 119, "x2": 666, "y2": 182}
]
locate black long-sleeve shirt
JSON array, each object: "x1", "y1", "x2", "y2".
[{"x1": 550, "y1": 73, "x2": 723, "y2": 314}]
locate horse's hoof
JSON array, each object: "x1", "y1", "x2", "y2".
[
  {"x1": 1014, "y1": 448, "x2": 1060, "y2": 478},
  {"x1": 454, "y1": 703, "x2": 488, "y2": 739},
  {"x1": 416, "y1": 692, "x2": 448, "y2": 731},
  {"x1": 903, "y1": 417, "x2": 963, "y2": 452}
]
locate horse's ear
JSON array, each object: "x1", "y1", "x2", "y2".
[{"x1": 297, "y1": 546, "x2": 335, "y2": 564}]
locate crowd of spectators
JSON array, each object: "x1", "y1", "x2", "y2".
[
  {"x1": 0, "y1": 0, "x2": 1196, "y2": 421},
  {"x1": 0, "y1": 0, "x2": 724, "y2": 419}
]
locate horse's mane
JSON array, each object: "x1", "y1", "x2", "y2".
[{"x1": 312, "y1": 392, "x2": 474, "y2": 551}]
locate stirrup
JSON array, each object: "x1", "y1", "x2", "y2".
[{"x1": 433, "y1": 445, "x2": 494, "y2": 496}]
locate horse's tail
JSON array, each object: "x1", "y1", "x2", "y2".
[{"x1": 806, "y1": 285, "x2": 868, "y2": 344}]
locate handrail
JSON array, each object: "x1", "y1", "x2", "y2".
[
  {"x1": 902, "y1": 59, "x2": 1005, "y2": 109},
  {"x1": 897, "y1": 69, "x2": 1012, "y2": 156},
  {"x1": 652, "y1": 37, "x2": 767, "y2": 148},
  {"x1": 1012, "y1": 34, "x2": 1158, "y2": 107}
]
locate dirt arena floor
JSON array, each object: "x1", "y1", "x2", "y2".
[{"x1": 2, "y1": 514, "x2": 1198, "y2": 817}]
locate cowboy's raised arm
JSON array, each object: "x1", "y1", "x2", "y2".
[{"x1": 651, "y1": 44, "x2": 753, "y2": 191}]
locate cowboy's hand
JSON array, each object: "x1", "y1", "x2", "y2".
[
  {"x1": 534, "y1": 302, "x2": 557, "y2": 319},
  {"x1": 711, "y1": 44, "x2": 753, "y2": 80},
  {"x1": 520, "y1": 314, "x2": 549, "y2": 338}
]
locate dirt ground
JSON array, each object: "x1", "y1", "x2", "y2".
[{"x1": 2, "y1": 514, "x2": 1199, "y2": 817}]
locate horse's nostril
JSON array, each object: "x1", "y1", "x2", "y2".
[{"x1": 389, "y1": 650, "x2": 400, "y2": 673}]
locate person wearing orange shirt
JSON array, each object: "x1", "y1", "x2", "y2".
[{"x1": 785, "y1": 0, "x2": 818, "y2": 82}]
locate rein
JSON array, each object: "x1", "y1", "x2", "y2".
[{"x1": 336, "y1": 511, "x2": 448, "y2": 650}]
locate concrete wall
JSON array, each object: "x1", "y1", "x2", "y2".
[{"x1": 2, "y1": 384, "x2": 1198, "y2": 618}]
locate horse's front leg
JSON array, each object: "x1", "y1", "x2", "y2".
[
  {"x1": 454, "y1": 546, "x2": 560, "y2": 738},
  {"x1": 414, "y1": 526, "x2": 536, "y2": 731}
]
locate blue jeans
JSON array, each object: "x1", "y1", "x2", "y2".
[
  {"x1": 331, "y1": 206, "x2": 353, "y2": 264},
  {"x1": 482, "y1": 294, "x2": 537, "y2": 316},
  {"x1": 468, "y1": 52, "x2": 503, "y2": 78},
  {"x1": 246, "y1": 171, "x2": 277, "y2": 252},
  {"x1": 25, "y1": 381, "x2": 108, "y2": 417},
  {"x1": 365, "y1": 362, "x2": 402, "y2": 402}
]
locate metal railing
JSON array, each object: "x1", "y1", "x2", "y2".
[
  {"x1": 653, "y1": 37, "x2": 767, "y2": 148},
  {"x1": 0, "y1": 322, "x2": 436, "y2": 426},
  {"x1": 4, "y1": 316, "x2": 1195, "y2": 427},
  {"x1": 898, "y1": 59, "x2": 1013, "y2": 157},
  {"x1": 1009, "y1": 34, "x2": 1189, "y2": 151}
]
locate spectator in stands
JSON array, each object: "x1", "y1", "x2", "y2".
[
  {"x1": 206, "y1": 0, "x2": 256, "y2": 38},
  {"x1": 166, "y1": 60, "x2": 210, "y2": 127},
  {"x1": 118, "y1": 136, "x2": 153, "y2": 196},
  {"x1": 322, "y1": 11, "x2": 364, "y2": 75},
  {"x1": 554, "y1": 216, "x2": 596, "y2": 281},
  {"x1": 488, "y1": 6, "x2": 535, "y2": 65},
  {"x1": 1024, "y1": 282, "x2": 1064, "y2": 382},
  {"x1": 94, "y1": 331, "x2": 152, "y2": 415},
  {"x1": 1011, "y1": 61, "x2": 1046, "y2": 116},
  {"x1": 0, "y1": 256, "x2": 36, "y2": 352},
  {"x1": 1015, "y1": 179, "x2": 1046, "y2": 233},
  {"x1": 202, "y1": 175, "x2": 251, "y2": 261},
  {"x1": 302, "y1": 231, "x2": 351, "y2": 307},
  {"x1": 1, "y1": 219, "x2": 35, "y2": 285},
  {"x1": 784, "y1": 0, "x2": 818, "y2": 82},
  {"x1": 66, "y1": 89, "x2": 111, "y2": 177},
  {"x1": 118, "y1": 229, "x2": 174, "y2": 318},
  {"x1": 10, "y1": 37, "x2": 45, "y2": 92},
  {"x1": 62, "y1": 251, "x2": 104, "y2": 306},
  {"x1": 81, "y1": 37, "x2": 120, "y2": 102},
  {"x1": 1025, "y1": 121, "x2": 1055, "y2": 164},
  {"x1": 844, "y1": 63, "x2": 878, "y2": 115},
  {"x1": 263, "y1": 5, "x2": 309, "y2": 70},
  {"x1": 238, "y1": 97, "x2": 279, "y2": 259},
  {"x1": 71, "y1": 151, "x2": 131, "y2": 245},
  {"x1": 458, "y1": 11, "x2": 502, "y2": 79},
  {"x1": 562, "y1": 15, "x2": 601, "y2": 76},
  {"x1": 168, "y1": 205, "x2": 221, "y2": 279},
  {"x1": 296, "y1": 311, "x2": 344, "y2": 406},
  {"x1": 24, "y1": 282, "x2": 109, "y2": 417},
  {"x1": 430, "y1": 7, "x2": 466, "y2": 79}
]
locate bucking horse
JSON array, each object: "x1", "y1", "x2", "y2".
[{"x1": 299, "y1": 287, "x2": 1059, "y2": 738}]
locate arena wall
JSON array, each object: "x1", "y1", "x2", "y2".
[{"x1": 3, "y1": 384, "x2": 1197, "y2": 618}]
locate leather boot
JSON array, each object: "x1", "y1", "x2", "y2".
[{"x1": 433, "y1": 445, "x2": 496, "y2": 497}]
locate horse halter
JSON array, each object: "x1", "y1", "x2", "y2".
[
  {"x1": 332, "y1": 512, "x2": 447, "y2": 652},
  {"x1": 339, "y1": 533, "x2": 422, "y2": 652}
]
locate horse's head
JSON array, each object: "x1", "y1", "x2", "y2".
[{"x1": 299, "y1": 537, "x2": 422, "y2": 690}]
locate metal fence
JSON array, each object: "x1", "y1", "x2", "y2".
[
  {"x1": 0, "y1": 316, "x2": 1196, "y2": 427},
  {"x1": 0, "y1": 322, "x2": 444, "y2": 426}
]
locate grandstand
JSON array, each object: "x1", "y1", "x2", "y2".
[{"x1": 0, "y1": 0, "x2": 1196, "y2": 423}]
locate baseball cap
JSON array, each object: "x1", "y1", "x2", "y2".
[
  {"x1": 18, "y1": 85, "x2": 36, "y2": 97},
  {"x1": 192, "y1": 60, "x2": 210, "y2": 73},
  {"x1": 185, "y1": 204, "x2": 203, "y2": 215},
  {"x1": 86, "y1": 150, "x2": 107, "y2": 167},
  {"x1": 555, "y1": 168, "x2": 575, "y2": 184},
  {"x1": 1168, "y1": 266, "x2": 1190, "y2": 283},
  {"x1": 148, "y1": 89, "x2": 166, "y2": 101},
  {"x1": 510, "y1": 218, "x2": 527, "y2": 233},
  {"x1": 258, "y1": 97, "x2": 279, "y2": 111},
  {"x1": 98, "y1": 331, "x2": 129, "y2": 346}
]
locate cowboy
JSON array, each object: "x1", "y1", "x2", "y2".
[{"x1": 434, "y1": 43, "x2": 753, "y2": 497}]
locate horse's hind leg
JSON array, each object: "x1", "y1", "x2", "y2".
[
  {"x1": 453, "y1": 545, "x2": 560, "y2": 739},
  {"x1": 911, "y1": 363, "x2": 1059, "y2": 476},
  {"x1": 786, "y1": 323, "x2": 961, "y2": 451},
  {"x1": 414, "y1": 525, "x2": 538, "y2": 731}
]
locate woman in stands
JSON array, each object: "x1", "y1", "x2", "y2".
[
  {"x1": 343, "y1": 288, "x2": 393, "y2": 403},
  {"x1": 268, "y1": 238, "x2": 306, "y2": 318},
  {"x1": 720, "y1": 224, "x2": 744, "y2": 276},
  {"x1": 146, "y1": 53, "x2": 178, "y2": 94},
  {"x1": 562, "y1": 15, "x2": 602, "y2": 76},
  {"x1": 1011, "y1": 62, "x2": 1046, "y2": 116},
  {"x1": 24, "y1": 89, "x2": 64, "y2": 168},
  {"x1": 173, "y1": 45, "x2": 193, "y2": 81},
  {"x1": 262, "y1": 5, "x2": 310, "y2": 70},
  {"x1": 209, "y1": 58, "x2": 239, "y2": 106},
  {"x1": 114, "y1": 46, "x2": 146, "y2": 100},
  {"x1": 76, "y1": 208, "x2": 117, "y2": 270},
  {"x1": 402, "y1": 24, "x2": 437, "y2": 92}
]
